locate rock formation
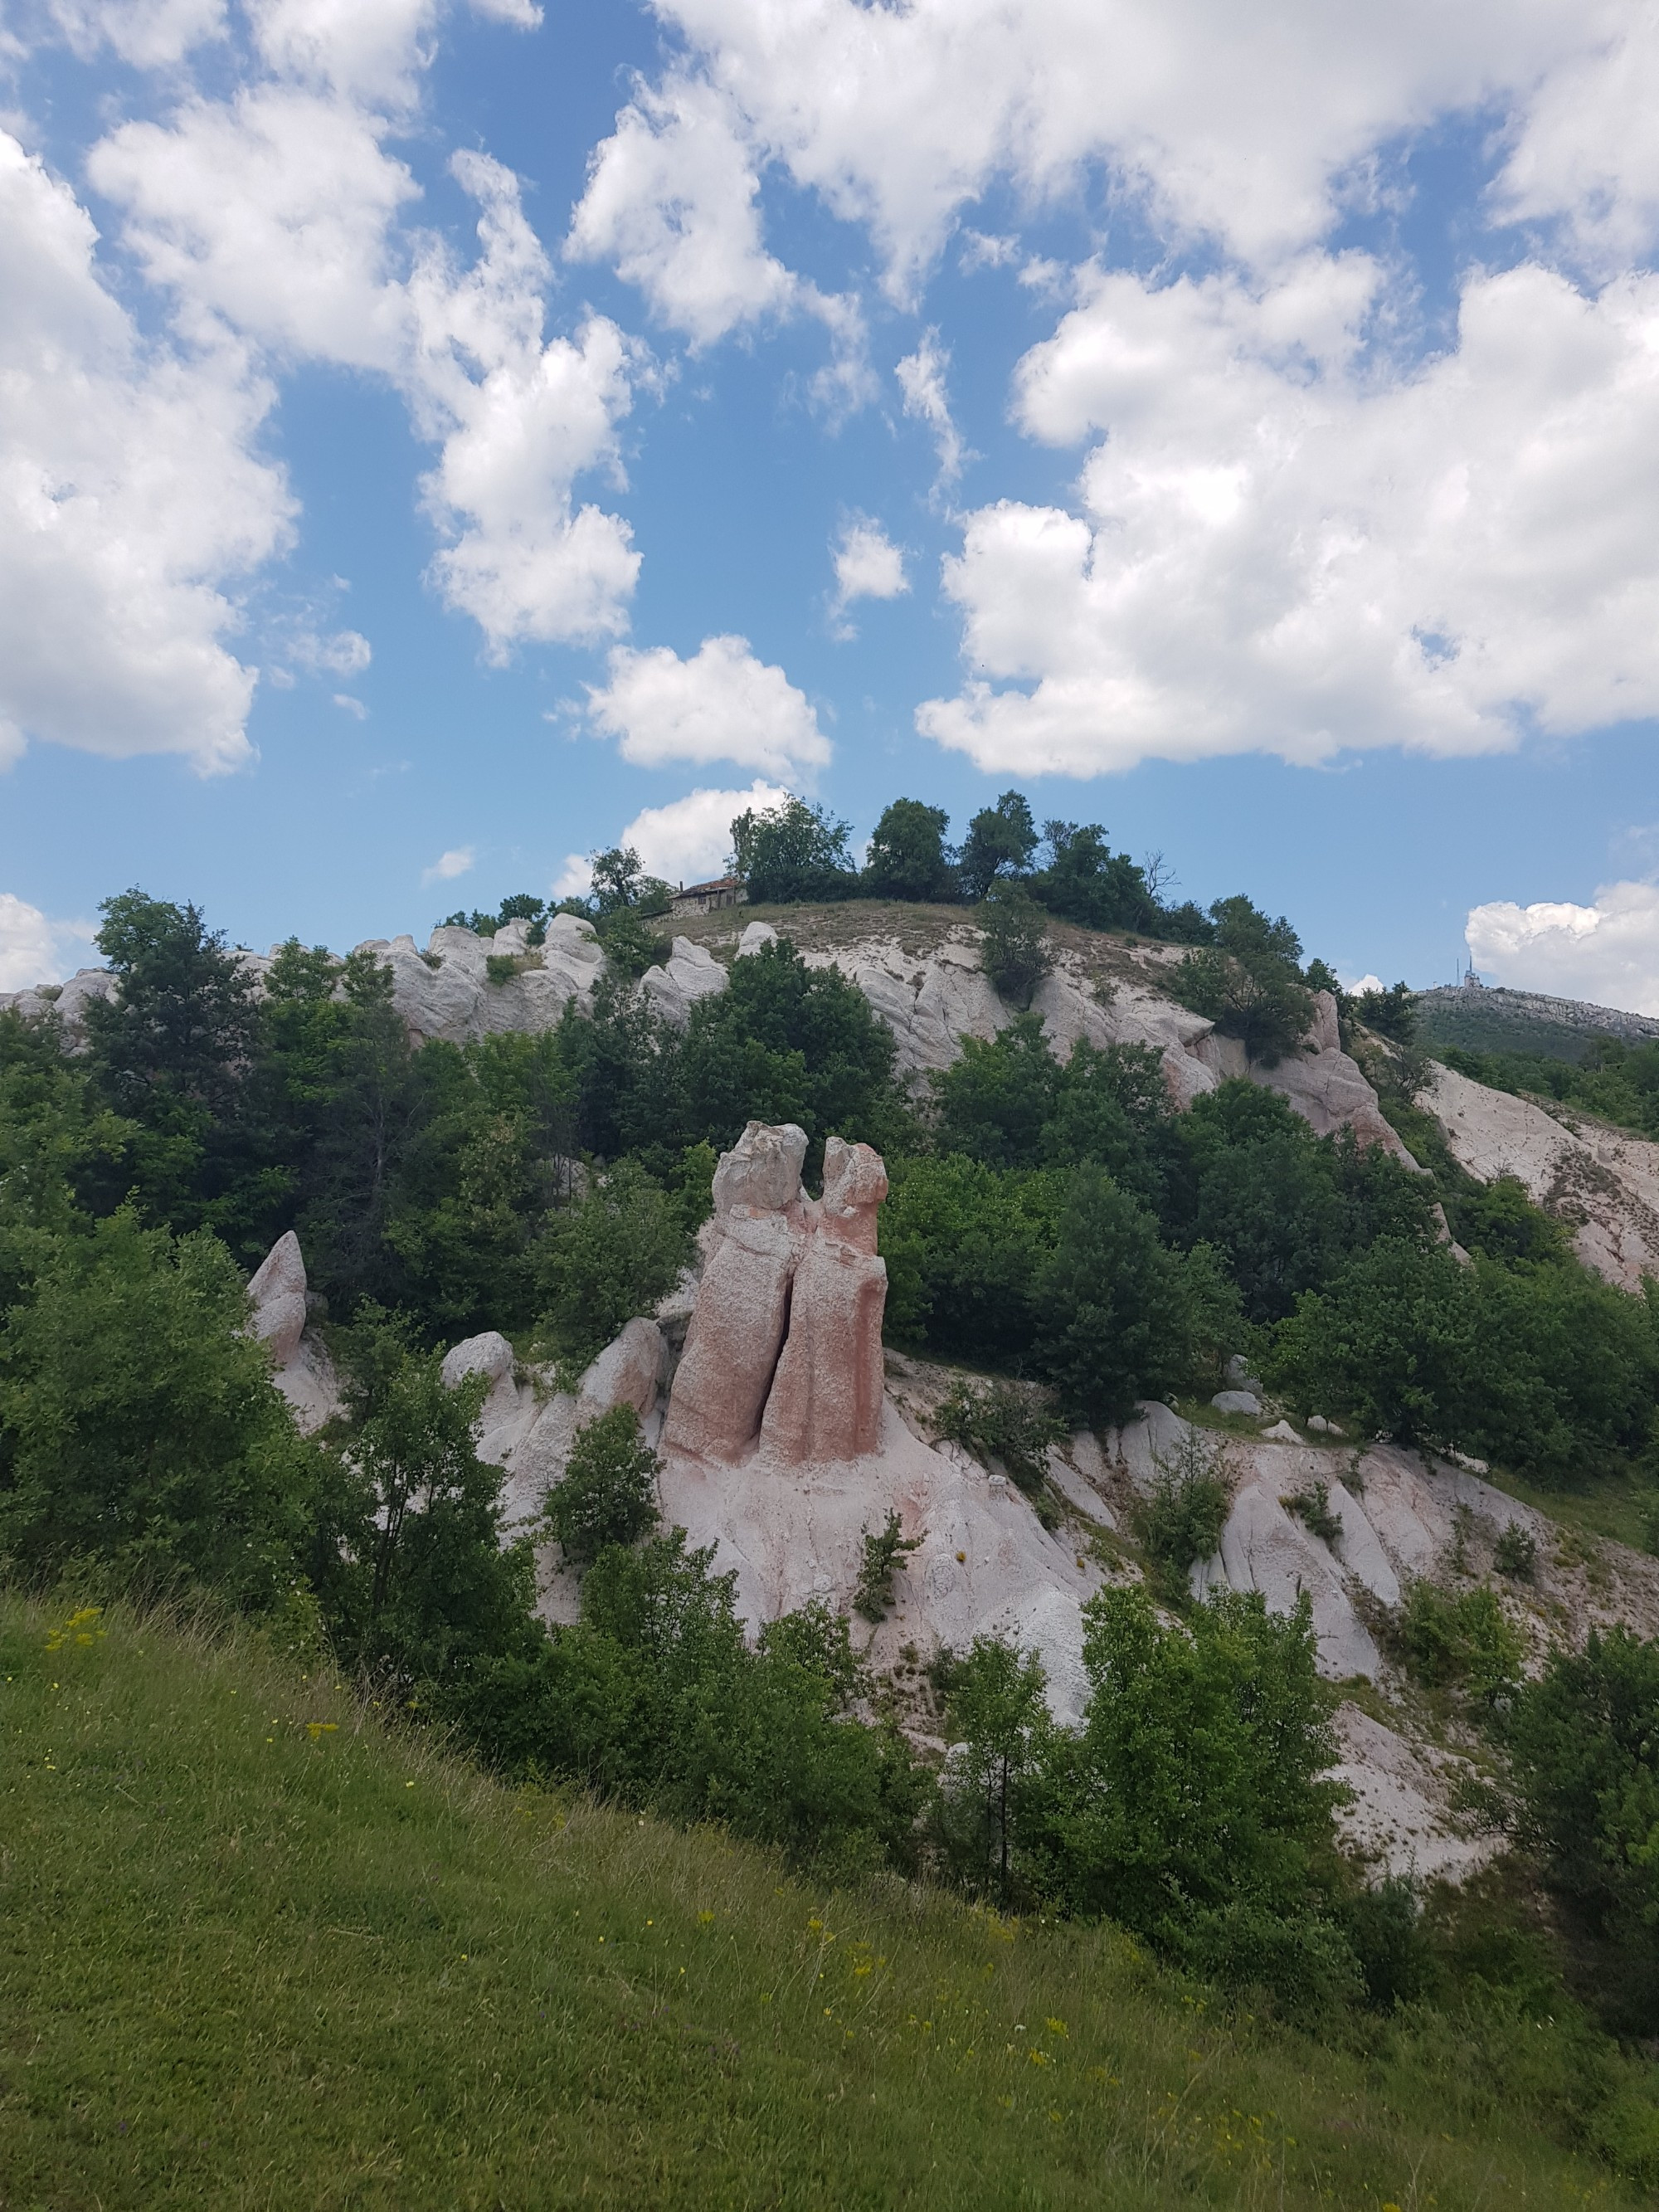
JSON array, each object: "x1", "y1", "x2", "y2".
[
  {"x1": 244, "y1": 1230, "x2": 341, "y2": 1433},
  {"x1": 664, "y1": 1122, "x2": 889, "y2": 1467}
]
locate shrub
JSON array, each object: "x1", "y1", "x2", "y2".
[
  {"x1": 1397, "y1": 1581, "x2": 1523, "y2": 1707},
  {"x1": 853, "y1": 1510, "x2": 923, "y2": 1621},
  {"x1": 1026, "y1": 1585, "x2": 1352, "y2": 2010},
  {"x1": 1508, "y1": 1625, "x2": 1659, "y2": 2032},
  {"x1": 1034, "y1": 1168, "x2": 1196, "y2": 1425},
  {"x1": 1495, "y1": 1523, "x2": 1539, "y2": 1581},
  {"x1": 547, "y1": 1406, "x2": 661, "y2": 1568},
  {"x1": 595, "y1": 908, "x2": 669, "y2": 982},
  {"x1": 939, "y1": 1635, "x2": 1051, "y2": 1898},
  {"x1": 1134, "y1": 1431, "x2": 1233, "y2": 1591},
  {"x1": 0, "y1": 1209, "x2": 312, "y2": 1610},
  {"x1": 1170, "y1": 896, "x2": 1315, "y2": 1066},
  {"x1": 932, "y1": 1376, "x2": 1064, "y2": 1495},
  {"x1": 977, "y1": 882, "x2": 1053, "y2": 1009},
  {"x1": 1282, "y1": 1480, "x2": 1343, "y2": 1543}
]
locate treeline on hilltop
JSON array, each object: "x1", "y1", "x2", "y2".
[{"x1": 2, "y1": 856, "x2": 1659, "y2": 2130}]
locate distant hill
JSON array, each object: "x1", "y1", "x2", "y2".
[{"x1": 1416, "y1": 982, "x2": 1659, "y2": 1064}]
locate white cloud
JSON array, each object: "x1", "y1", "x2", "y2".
[
  {"x1": 332, "y1": 691, "x2": 367, "y2": 717},
  {"x1": 895, "y1": 329, "x2": 964, "y2": 486},
  {"x1": 830, "y1": 516, "x2": 907, "y2": 631},
  {"x1": 586, "y1": 635, "x2": 831, "y2": 776},
  {"x1": 917, "y1": 255, "x2": 1659, "y2": 775},
  {"x1": 615, "y1": 778, "x2": 792, "y2": 885},
  {"x1": 422, "y1": 845, "x2": 476, "y2": 884},
  {"x1": 0, "y1": 893, "x2": 96, "y2": 992},
  {"x1": 1467, "y1": 883, "x2": 1659, "y2": 1016},
  {"x1": 0, "y1": 131, "x2": 292, "y2": 773},
  {"x1": 1342, "y1": 972, "x2": 1386, "y2": 996},
  {"x1": 567, "y1": 71, "x2": 794, "y2": 347},
  {"x1": 47, "y1": 0, "x2": 226, "y2": 67},
  {"x1": 552, "y1": 852, "x2": 592, "y2": 899},
  {"x1": 1493, "y1": 16, "x2": 1659, "y2": 270},
  {"x1": 645, "y1": 0, "x2": 1617, "y2": 290},
  {"x1": 92, "y1": 79, "x2": 642, "y2": 659}
]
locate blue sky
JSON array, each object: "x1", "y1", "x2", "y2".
[{"x1": 3, "y1": 0, "x2": 1659, "y2": 1009}]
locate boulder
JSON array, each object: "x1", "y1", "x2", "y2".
[
  {"x1": 1211, "y1": 1389, "x2": 1262, "y2": 1416},
  {"x1": 246, "y1": 1230, "x2": 308, "y2": 1367},
  {"x1": 1260, "y1": 1418, "x2": 1301, "y2": 1443},
  {"x1": 577, "y1": 1317, "x2": 667, "y2": 1421},
  {"x1": 737, "y1": 921, "x2": 778, "y2": 956},
  {"x1": 711, "y1": 1118, "x2": 809, "y2": 1215}
]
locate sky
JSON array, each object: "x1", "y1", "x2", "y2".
[{"x1": 3, "y1": 0, "x2": 1659, "y2": 1009}]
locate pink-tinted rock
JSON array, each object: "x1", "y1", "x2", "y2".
[
  {"x1": 247, "y1": 1230, "x2": 307, "y2": 1367},
  {"x1": 664, "y1": 1210, "x2": 805, "y2": 1460},
  {"x1": 760, "y1": 1231, "x2": 888, "y2": 1463}
]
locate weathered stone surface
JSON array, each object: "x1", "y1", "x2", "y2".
[
  {"x1": 640, "y1": 937, "x2": 728, "y2": 1027},
  {"x1": 247, "y1": 1230, "x2": 308, "y2": 1367},
  {"x1": 664, "y1": 1210, "x2": 805, "y2": 1460},
  {"x1": 1254, "y1": 1037, "x2": 1422, "y2": 1167},
  {"x1": 1211, "y1": 1389, "x2": 1262, "y2": 1416},
  {"x1": 1260, "y1": 1418, "x2": 1301, "y2": 1442},
  {"x1": 761, "y1": 1145, "x2": 888, "y2": 1464},
  {"x1": 1422, "y1": 1060, "x2": 1659, "y2": 1290},
  {"x1": 577, "y1": 1317, "x2": 666, "y2": 1421},
  {"x1": 711, "y1": 1118, "x2": 808, "y2": 1216},
  {"x1": 441, "y1": 1330, "x2": 523, "y2": 1436},
  {"x1": 1195, "y1": 1474, "x2": 1382, "y2": 1678},
  {"x1": 737, "y1": 921, "x2": 778, "y2": 956}
]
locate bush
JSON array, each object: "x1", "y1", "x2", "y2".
[
  {"x1": 1496, "y1": 1523, "x2": 1539, "y2": 1581},
  {"x1": 878, "y1": 1155, "x2": 1063, "y2": 1367},
  {"x1": 0, "y1": 1209, "x2": 313, "y2": 1609},
  {"x1": 1025, "y1": 1585, "x2": 1352, "y2": 2010},
  {"x1": 977, "y1": 882, "x2": 1053, "y2": 1009},
  {"x1": 1507, "y1": 1626, "x2": 1659, "y2": 2029},
  {"x1": 547, "y1": 1406, "x2": 661, "y2": 1568},
  {"x1": 1170, "y1": 895, "x2": 1315, "y2": 1066},
  {"x1": 932, "y1": 1376, "x2": 1065, "y2": 1495},
  {"x1": 1397, "y1": 1581, "x2": 1523, "y2": 1707},
  {"x1": 1034, "y1": 1168, "x2": 1197, "y2": 1425},
  {"x1": 939, "y1": 1635, "x2": 1051, "y2": 1898},
  {"x1": 853, "y1": 1510, "x2": 924, "y2": 1621},
  {"x1": 1134, "y1": 1430, "x2": 1233, "y2": 1591},
  {"x1": 1282, "y1": 1479, "x2": 1342, "y2": 1543}
]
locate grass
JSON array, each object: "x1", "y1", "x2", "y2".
[{"x1": 2, "y1": 1588, "x2": 1654, "y2": 2211}]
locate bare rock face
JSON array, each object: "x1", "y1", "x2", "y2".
[
  {"x1": 1253, "y1": 997, "x2": 1422, "y2": 1169},
  {"x1": 247, "y1": 1230, "x2": 308, "y2": 1367},
  {"x1": 577, "y1": 1316, "x2": 667, "y2": 1421},
  {"x1": 640, "y1": 937, "x2": 728, "y2": 1027},
  {"x1": 665, "y1": 1122, "x2": 890, "y2": 1467}
]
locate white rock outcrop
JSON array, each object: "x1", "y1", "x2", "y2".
[
  {"x1": 1421, "y1": 1060, "x2": 1659, "y2": 1290},
  {"x1": 244, "y1": 1231, "x2": 341, "y2": 1434},
  {"x1": 640, "y1": 937, "x2": 728, "y2": 1027}
]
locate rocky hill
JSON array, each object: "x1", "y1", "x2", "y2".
[{"x1": 1417, "y1": 982, "x2": 1659, "y2": 1063}]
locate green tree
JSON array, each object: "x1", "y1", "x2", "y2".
[
  {"x1": 0, "y1": 1209, "x2": 312, "y2": 1607},
  {"x1": 547, "y1": 1405, "x2": 662, "y2": 1568},
  {"x1": 1042, "y1": 1037, "x2": 1172, "y2": 1210},
  {"x1": 977, "y1": 881, "x2": 1053, "y2": 1009},
  {"x1": 940, "y1": 1636, "x2": 1052, "y2": 1898},
  {"x1": 878, "y1": 1156, "x2": 1064, "y2": 1367},
  {"x1": 729, "y1": 795, "x2": 858, "y2": 904},
  {"x1": 1268, "y1": 1237, "x2": 1474, "y2": 1447},
  {"x1": 322, "y1": 1306, "x2": 536, "y2": 1685},
  {"x1": 1509, "y1": 1626, "x2": 1659, "y2": 2032},
  {"x1": 958, "y1": 790, "x2": 1038, "y2": 902},
  {"x1": 535, "y1": 1161, "x2": 689, "y2": 1370},
  {"x1": 1029, "y1": 1586, "x2": 1353, "y2": 2007},
  {"x1": 1032, "y1": 822, "x2": 1159, "y2": 933},
  {"x1": 1170, "y1": 894, "x2": 1316, "y2": 1066},
  {"x1": 1034, "y1": 1167, "x2": 1196, "y2": 1424},
  {"x1": 680, "y1": 938, "x2": 904, "y2": 1156},
  {"x1": 0, "y1": 1009, "x2": 131, "y2": 1312},
  {"x1": 862, "y1": 797, "x2": 956, "y2": 902},
  {"x1": 589, "y1": 845, "x2": 672, "y2": 918},
  {"x1": 931, "y1": 1014, "x2": 1061, "y2": 1169}
]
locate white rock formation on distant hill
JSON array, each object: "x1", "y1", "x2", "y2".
[{"x1": 1421, "y1": 1060, "x2": 1659, "y2": 1290}]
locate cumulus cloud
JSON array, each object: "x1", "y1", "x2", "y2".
[
  {"x1": 1493, "y1": 15, "x2": 1659, "y2": 270},
  {"x1": 1465, "y1": 884, "x2": 1659, "y2": 1016},
  {"x1": 916, "y1": 254, "x2": 1659, "y2": 775},
  {"x1": 830, "y1": 516, "x2": 907, "y2": 634},
  {"x1": 0, "y1": 131, "x2": 291, "y2": 774},
  {"x1": 47, "y1": 0, "x2": 226, "y2": 66},
  {"x1": 640, "y1": 0, "x2": 1619, "y2": 290},
  {"x1": 0, "y1": 893, "x2": 96, "y2": 992},
  {"x1": 623, "y1": 779, "x2": 791, "y2": 885},
  {"x1": 90, "y1": 58, "x2": 642, "y2": 663},
  {"x1": 567, "y1": 71, "x2": 794, "y2": 347},
  {"x1": 422, "y1": 845, "x2": 476, "y2": 884},
  {"x1": 290, "y1": 626, "x2": 371, "y2": 676},
  {"x1": 585, "y1": 635, "x2": 830, "y2": 777}
]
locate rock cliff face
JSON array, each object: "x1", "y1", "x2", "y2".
[{"x1": 1419, "y1": 1060, "x2": 1659, "y2": 1290}]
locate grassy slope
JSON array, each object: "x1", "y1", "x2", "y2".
[{"x1": 2, "y1": 1594, "x2": 1647, "y2": 2212}]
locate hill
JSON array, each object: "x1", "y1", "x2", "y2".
[
  {"x1": 1417, "y1": 983, "x2": 1659, "y2": 1064},
  {"x1": 4, "y1": 1589, "x2": 1653, "y2": 2212}
]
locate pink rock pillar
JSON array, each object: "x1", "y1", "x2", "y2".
[
  {"x1": 663, "y1": 1122, "x2": 809, "y2": 1462},
  {"x1": 760, "y1": 1138, "x2": 888, "y2": 1464}
]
